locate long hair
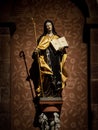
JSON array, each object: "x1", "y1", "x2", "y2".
[
  {"x1": 43, "y1": 20, "x2": 58, "y2": 35},
  {"x1": 37, "y1": 20, "x2": 59, "y2": 43}
]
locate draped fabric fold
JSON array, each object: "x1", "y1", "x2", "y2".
[
  {"x1": 60, "y1": 54, "x2": 67, "y2": 88},
  {"x1": 39, "y1": 56, "x2": 53, "y2": 75},
  {"x1": 32, "y1": 34, "x2": 67, "y2": 96}
]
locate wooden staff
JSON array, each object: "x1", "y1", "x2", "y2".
[
  {"x1": 31, "y1": 18, "x2": 37, "y2": 44},
  {"x1": 31, "y1": 18, "x2": 44, "y2": 97}
]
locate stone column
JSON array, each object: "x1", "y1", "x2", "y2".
[{"x1": 0, "y1": 23, "x2": 16, "y2": 130}]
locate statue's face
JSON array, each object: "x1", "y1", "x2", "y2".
[{"x1": 46, "y1": 22, "x2": 52, "y2": 32}]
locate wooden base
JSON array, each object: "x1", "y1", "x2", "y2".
[
  {"x1": 39, "y1": 97, "x2": 63, "y2": 112},
  {"x1": 37, "y1": 97, "x2": 63, "y2": 130}
]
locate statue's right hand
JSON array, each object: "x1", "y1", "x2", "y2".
[
  {"x1": 34, "y1": 48, "x2": 39, "y2": 53},
  {"x1": 32, "y1": 48, "x2": 40, "y2": 59}
]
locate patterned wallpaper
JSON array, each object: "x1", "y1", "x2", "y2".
[{"x1": 10, "y1": 0, "x2": 88, "y2": 130}]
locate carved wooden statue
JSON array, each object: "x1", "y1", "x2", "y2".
[
  {"x1": 30, "y1": 19, "x2": 68, "y2": 97},
  {"x1": 28, "y1": 19, "x2": 68, "y2": 130}
]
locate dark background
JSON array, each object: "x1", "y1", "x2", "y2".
[{"x1": 0, "y1": 0, "x2": 98, "y2": 130}]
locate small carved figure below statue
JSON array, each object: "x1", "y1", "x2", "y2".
[
  {"x1": 39, "y1": 113, "x2": 49, "y2": 130},
  {"x1": 29, "y1": 20, "x2": 68, "y2": 97},
  {"x1": 50, "y1": 112, "x2": 60, "y2": 130},
  {"x1": 39, "y1": 112, "x2": 60, "y2": 130}
]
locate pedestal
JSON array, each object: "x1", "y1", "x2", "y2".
[{"x1": 37, "y1": 97, "x2": 63, "y2": 130}]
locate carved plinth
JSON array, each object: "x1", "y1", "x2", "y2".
[{"x1": 39, "y1": 97, "x2": 63, "y2": 112}]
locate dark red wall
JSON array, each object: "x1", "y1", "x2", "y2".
[{"x1": 0, "y1": 0, "x2": 98, "y2": 130}]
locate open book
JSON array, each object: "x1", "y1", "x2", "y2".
[{"x1": 51, "y1": 36, "x2": 68, "y2": 51}]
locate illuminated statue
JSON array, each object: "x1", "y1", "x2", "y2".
[{"x1": 29, "y1": 20, "x2": 68, "y2": 97}]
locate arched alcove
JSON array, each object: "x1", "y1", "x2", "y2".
[{"x1": 9, "y1": 0, "x2": 89, "y2": 130}]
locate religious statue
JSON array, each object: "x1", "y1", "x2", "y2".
[
  {"x1": 29, "y1": 19, "x2": 68, "y2": 97},
  {"x1": 19, "y1": 19, "x2": 68, "y2": 130}
]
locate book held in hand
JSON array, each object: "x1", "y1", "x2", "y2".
[{"x1": 51, "y1": 36, "x2": 68, "y2": 51}]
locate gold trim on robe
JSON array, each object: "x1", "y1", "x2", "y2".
[
  {"x1": 60, "y1": 54, "x2": 68, "y2": 88},
  {"x1": 39, "y1": 56, "x2": 53, "y2": 75},
  {"x1": 35, "y1": 35, "x2": 68, "y2": 95}
]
